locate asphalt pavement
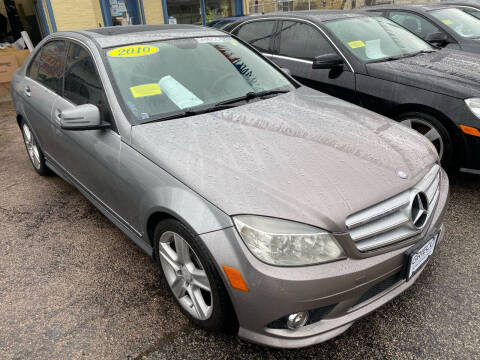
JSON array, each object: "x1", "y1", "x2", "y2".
[{"x1": 0, "y1": 102, "x2": 478, "y2": 359}]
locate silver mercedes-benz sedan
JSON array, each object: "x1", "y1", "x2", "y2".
[{"x1": 11, "y1": 24, "x2": 449, "y2": 348}]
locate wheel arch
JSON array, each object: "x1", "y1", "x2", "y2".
[
  {"x1": 391, "y1": 103, "x2": 466, "y2": 164},
  {"x1": 146, "y1": 210, "x2": 177, "y2": 249}
]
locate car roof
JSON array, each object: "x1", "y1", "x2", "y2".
[
  {"x1": 234, "y1": 10, "x2": 369, "y2": 24},
  {"x1": 365, "y1": 2, "x2": 472, "y2": 12},
  {"x1": 56, "y1": 24, "x2": 227, "y2": 49}
]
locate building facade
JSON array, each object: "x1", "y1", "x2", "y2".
[
  {"x1": 30, "y1": 0, "x2": 439, "y2": 36},
  {"x1": 34, "y1": 0, "x2": 249, "y2": 35}
]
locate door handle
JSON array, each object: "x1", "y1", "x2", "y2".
[
  {"x1": 24, "y1": 86, "x2": 31, "y2": 97},
  {"x1": 55, "y1": 108, "x2": 62, "y2": 121}
]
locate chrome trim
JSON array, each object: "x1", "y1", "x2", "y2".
[
  {"x1": 230, "y1": 16, "x2": 355, "y2": 72},
  {"x1": 271, "y1": 54, "x2": 313, "y2": 65},
  {"x1": 346, "y1": 165, "x2": 441, "y2": 252}
]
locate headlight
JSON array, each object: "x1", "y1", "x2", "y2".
[
  {"x1": 465, "y1": 98, "x2": 480, "y2": 118},
  {"x1": 233, "y1": 215, "x2": 345, "y2": 266}
]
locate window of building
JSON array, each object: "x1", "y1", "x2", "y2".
[
  {"x1": 27, "y1": 40, "x2": 67, "y2": 94},
  {"x1": 234, "y1": 20, "x2": 276, "y2": 53},
  {"x1": 278, "y1": 21, "x2": 335, "y2": 60}
]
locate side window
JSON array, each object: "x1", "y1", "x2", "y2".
[
  {"x1": 234, "y1": 20, "x2": 276, "y2": 53},
  {"x1": 64, "y1": 43, "x2": 111, "y2": 123},
  {"x1": 278, "y1": 21, "x2": 335, "y2": 60},
  {"x1": 389, "y1": 11, "x2": 443, "y2": 39},
  {"x1": 27, "y1": 40, "x2": 67, "y2": 94}
]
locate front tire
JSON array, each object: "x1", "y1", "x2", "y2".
[
  {"x1": 397, "y1": 112, "x2": 456, "y2": 170},
  {"x1": 153, "y1": 219, "x2": 237, "y2": 332},
  {"x1": 20, "y1": 120, "x2": 51, "y2": 176}
]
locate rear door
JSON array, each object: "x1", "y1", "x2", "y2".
[
  {"x1": 232, "y1": 19, "x2": 277, "y2": 59},
  {"x1": 50, "y1": 41, "x2": 124, "y2": 216},
  {"x1": 272, "y1": 20, "x2": 357, "y2": 103},
  {"x1": 22, "y1": 40, "x2": 67, "y2": 155}
]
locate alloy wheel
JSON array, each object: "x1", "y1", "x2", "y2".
[
  {"x1": 22, "y1": 124, "x2": 41, "y2": 170},
  {"x1": 158, "y1": 231, "x2": 213, "y2": 320},
  {"x1": 400, "y1": 118, "x2": 444, "y2": 159}
]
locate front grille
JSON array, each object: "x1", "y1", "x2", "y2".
[
  {"x1": 346, "y1": 165, "x2": 441, "y2": 252},
  {"x1": 351, "y1": 271, "x2": 404, "y2": 309}
]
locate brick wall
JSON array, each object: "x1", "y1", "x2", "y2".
[
  {"x1": 49, "y1": 0, "x2": 104, "y2": 31},
  {"x1": 142, "y1": 0, "x2": 165, "y2": 24}
]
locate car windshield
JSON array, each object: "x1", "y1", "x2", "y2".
[
  {"x1": 431, "y1": 7, "x2": 480, "y2": 38},
  {"x1": 461, "y1": 7, "x2": 480, "y2": 20},
  {"x1": 325, "y1": 16, "x2": 434, "y2": 62},
  {"x1": 105, "y1": 36, "x2": 293, "y2": 124}
]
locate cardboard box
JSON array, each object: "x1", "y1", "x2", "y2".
[
  {"x1": 0, "y1": 54, "x2": 18, "y2": 83},
  {"x1": 0, "y1": 48, "x2": 30, "y2": 83}
]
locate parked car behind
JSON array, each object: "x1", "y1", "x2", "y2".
[
  {"x1": 225, "y1": 11, "x2": 480, "y2": 172},
  {"x1": 206, "y1": 15, "x2": 246, "y2": 29},
  {"x1": 11, "y1": 24, "x2": 449, "y2": 349},
  {"x1": 365, "y1": 3, "x2": 480, "y2": 53},
  {"x1": 440, "y1": 0, "x2": 480, "y2": 19}
]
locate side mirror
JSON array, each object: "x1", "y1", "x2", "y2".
[
  {"x1": 60, "y1": 104, "x2": 108, "y2": 131},
  {"x1": 312, "y1": 53, "x2": 344, "y2": 69},
  {"x1": 281, "y1": 67, "x2": 292, "y2": 76},
  {"x1": 425, "y1": 32, "x2": 449, "y2": 46}
]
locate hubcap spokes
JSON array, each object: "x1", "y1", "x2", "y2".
[
  {"x1": 400, "y1": 118, "x2": 444, "y2": 159},
  {"x1": 158, "y1": 231, "x2": 212, "y2": 320},
  {"x1": 22, "y1": 124, "x2": 41, "y2": 169}
]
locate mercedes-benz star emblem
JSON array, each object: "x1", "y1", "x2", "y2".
[
  {"x1": 397, "y1": 170, "x2": 408, "y2": 179},
  {"x1": 411, "y1": 192, "x2": 429, "y2": 229}
]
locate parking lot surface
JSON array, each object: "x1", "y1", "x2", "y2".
[{"x1": 0, "y1": 101, "x2": 479, "y2": 360}]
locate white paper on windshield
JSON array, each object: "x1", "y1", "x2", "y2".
[
  {"x1": 158, "y1": 75, "x2": 204, "y2": 109},
  {"x1": 365, "y1": 39, "x2": 386, "y2": 60}
]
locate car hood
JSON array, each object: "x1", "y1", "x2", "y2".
[
  {"x1": 366, "y1": 49, "x2": 480, "y2": 99},
  {"x1": 131, "y1": 87, "x2": 437, "y2": 233}
]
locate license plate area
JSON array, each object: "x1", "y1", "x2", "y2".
[{"x1": 404, "y1": 231, "x2": 439, "y2": 280}]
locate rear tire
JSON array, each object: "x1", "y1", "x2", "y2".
[
  {"x1": 20, "y1": 120, "x2": 51, "y2": 176},
  {"x1": 153, "y1": 219, "x2": 237, "y2": 333},
  {"x1": 397, "y1": 112, "x2": 456, "y2": 170}
]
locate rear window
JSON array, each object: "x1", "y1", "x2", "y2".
[{"x1": 234, "y1": 20, "x2": 276, "y2": 53}]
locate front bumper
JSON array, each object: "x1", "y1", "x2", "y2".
[{"x1": 200, "y1": 169, "x2": 449, "y2": 348}]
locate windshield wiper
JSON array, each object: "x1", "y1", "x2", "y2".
[
  {"x1": 141, "y1": 89, "x2": 291, "y2": 124},
  {"x1": 142, "y1": 103, "x2": 237, "y2": 124},
  {"x1": 368, "y1": 49, "x2": 437, "y2": 64},
  {"x1": 215, "y1": 89, "x2": 290, "y2": 106}
]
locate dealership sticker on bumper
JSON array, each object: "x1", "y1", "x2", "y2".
[{"x1": 406, "y1": 233, "x2": 439, "y2": 280}]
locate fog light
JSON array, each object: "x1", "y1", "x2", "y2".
[{"x1": 286, "y1": 311, "x2": 309, "y2": 330}]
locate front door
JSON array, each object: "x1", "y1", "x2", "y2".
[
  {"x1": 49, "y1": 41, "x2": 123, "y2": 216},
  {"x1": 271, "y1": 20, "x2": 357, "y2": 104}
]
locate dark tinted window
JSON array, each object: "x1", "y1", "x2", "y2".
[
  {"x1": 234, "y1": 20, "x2": 275, "y2": 52},
  {"x1": 28, "y1": 40, "x2": 67, "y2": 94},
  {"x1": 278, "y1": 21, "x2": 335, "y2": 60},
  {"x1": 389, "y1": 11, "x2": 442, "y2": 39},
  {"x1": 64, "y1": 43, "x2": 110, "y2": 122}
]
